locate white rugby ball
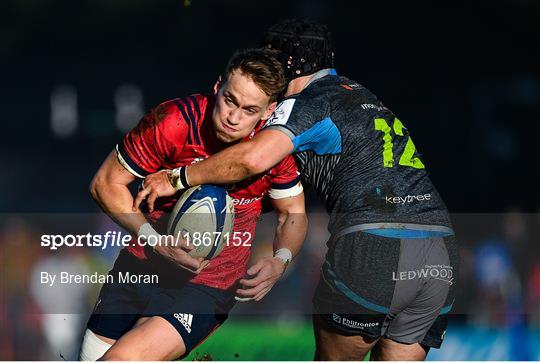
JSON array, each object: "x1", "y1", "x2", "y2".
[{"x1": 167, "y1": 185, "x2": 235, "y2": 259}]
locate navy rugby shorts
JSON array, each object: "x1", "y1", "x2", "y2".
[{"x1": 86, "y1": 249, "x2": 235, "y2": 355}]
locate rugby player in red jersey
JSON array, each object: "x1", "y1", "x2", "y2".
[{"x1": 79, "y1": 49, "x2": 307, "y2": 361}]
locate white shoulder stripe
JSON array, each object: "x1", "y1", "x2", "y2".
[{"x1": 115, "y1": 144, "x2": 145, "y2": 178}]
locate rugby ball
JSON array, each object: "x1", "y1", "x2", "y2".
[{"x1": 167, "y1": 185, "x2": 235, "y2": 259}]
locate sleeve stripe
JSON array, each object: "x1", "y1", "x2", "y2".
[
  {"x1": 189, "y1": 95, "x2": 201, "y2": 119},
  {"x1": 116, "y1": 143, "x2": 147, "y2": 178},
  {"x1": 271, "y1": 176, "x2": 301, "y2": 190},
  {"x1": 180, "y1": 100, "x2": 201, "y2": 145},
  {"x1": 268, "y1": 182, "x2": 303, "y2": 200},
  {"x1": 173, "y1": 99, "x2": 194, "y2": 145},
  {"x1": 185, "y1": 97, "x2": 201, "y2": 145}
]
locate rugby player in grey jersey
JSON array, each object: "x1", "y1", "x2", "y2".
[{"x1": 135, "y1": 19, "x2": 458, "y2": 361}]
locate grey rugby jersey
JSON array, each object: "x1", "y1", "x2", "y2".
[{"x1": 264, "y1": 69, "x2": 452, "y2": 236}]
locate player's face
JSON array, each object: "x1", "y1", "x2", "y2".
[{"x1": 212, "y1": 70, "x2": 276, "y2": 143}]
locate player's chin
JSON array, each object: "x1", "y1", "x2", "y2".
[{"x1": 216, "y1": 130, "x2": 241, "y2": 144}]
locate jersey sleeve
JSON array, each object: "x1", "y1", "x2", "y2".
[
  {"x1": 268, "y1": 155, "x2": 303, "y2": 199},
  {"x1": 116, "y1": 100, "x2": 189, "y2": 178},
  {"x1": 263, "y1": 94, "x2": 342, "y2": 156}
]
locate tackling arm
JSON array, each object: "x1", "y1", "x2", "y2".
[
  {"x1": 134, "y1": 129, "x2": 294, "y2": 211},
  {"x1": 187, "y1": 129, "x2": 294, "y2": 186}
]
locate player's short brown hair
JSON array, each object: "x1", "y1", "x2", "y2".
[{"x1": 225, "y1": 48, "x2": 286, "y2": 102}]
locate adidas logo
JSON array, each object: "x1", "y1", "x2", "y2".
[{"x1": 173, "y1": 313, "x2": 193, "y2": 333}]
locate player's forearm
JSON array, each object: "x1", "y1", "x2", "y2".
[
  {"x1": 273, "y1": 210, "x2": 308, "y2": 258},
  {"x1": 186, "y1": 142, "x2": 264, "y2": 186},
  {"x1": 90, "y1": 179, "x2": 147, "y2": 235}
]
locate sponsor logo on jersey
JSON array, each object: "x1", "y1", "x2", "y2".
[
  {"x1": 265, "y1": 99, "x2": 296, "y2": 127},
  {"x1": 332, "y1": 313, "x2": 379, "y2": 330},
  {"x1": 385, "y1": 193, "x2": 432, "y2": 204},
  {"x1": 173, "y1": 313, "x2": 193, "y2": 333},
  {"x1": 340, "y1": 83, "x2": 361, "y2": 91},
  {"x1": 392, "y1": 264, "x2": 454, "y2": 285},
  {"x1": 360, "y1": 103, "x2": 386, "y2": 111},
  {"x1": 232, "y1": 196, "x2": 260, "y2": 206}
]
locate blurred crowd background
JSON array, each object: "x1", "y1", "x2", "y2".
[{"x1": 1, "y1": 0, "x2": 540, "y2": 360}]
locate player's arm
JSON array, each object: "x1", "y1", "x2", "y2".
[
  {"x1": 236, "y1": 179, "x2": 307, "y2": 302},
  {"x1": 90, "y1": 151, "x2": 204, "y2": 272},
  {"x1": 90, "y1": 151, "x2": 147, "y2": 234},
  {"x1": 271, "y1": 192, "x2": 307, "y2": 258},
  {"x1": 133, "y1": 129, "x2": 293, "y2": 212},
  {"x1": 187, "y1": 129, "x2": 294, "y2": 185}
]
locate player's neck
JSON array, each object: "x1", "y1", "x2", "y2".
[{"x1": 285, "y1": 75, "x2": 313, "y2": 97}]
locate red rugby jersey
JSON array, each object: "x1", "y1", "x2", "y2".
[{"x1": 116, "y1": 94, "x2": 301, "y2": 290}]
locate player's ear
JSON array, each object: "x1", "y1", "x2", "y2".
[
  {"x1": 262, "y1": 101, "x2": 277, "y2": 120},
  {"x1": 213, "y1": 76, "x2": 223, "y2": 95}
]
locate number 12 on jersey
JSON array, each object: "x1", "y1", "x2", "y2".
[{"x1": 374, "y1": 118, "x2": 425, "y2": 169}]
